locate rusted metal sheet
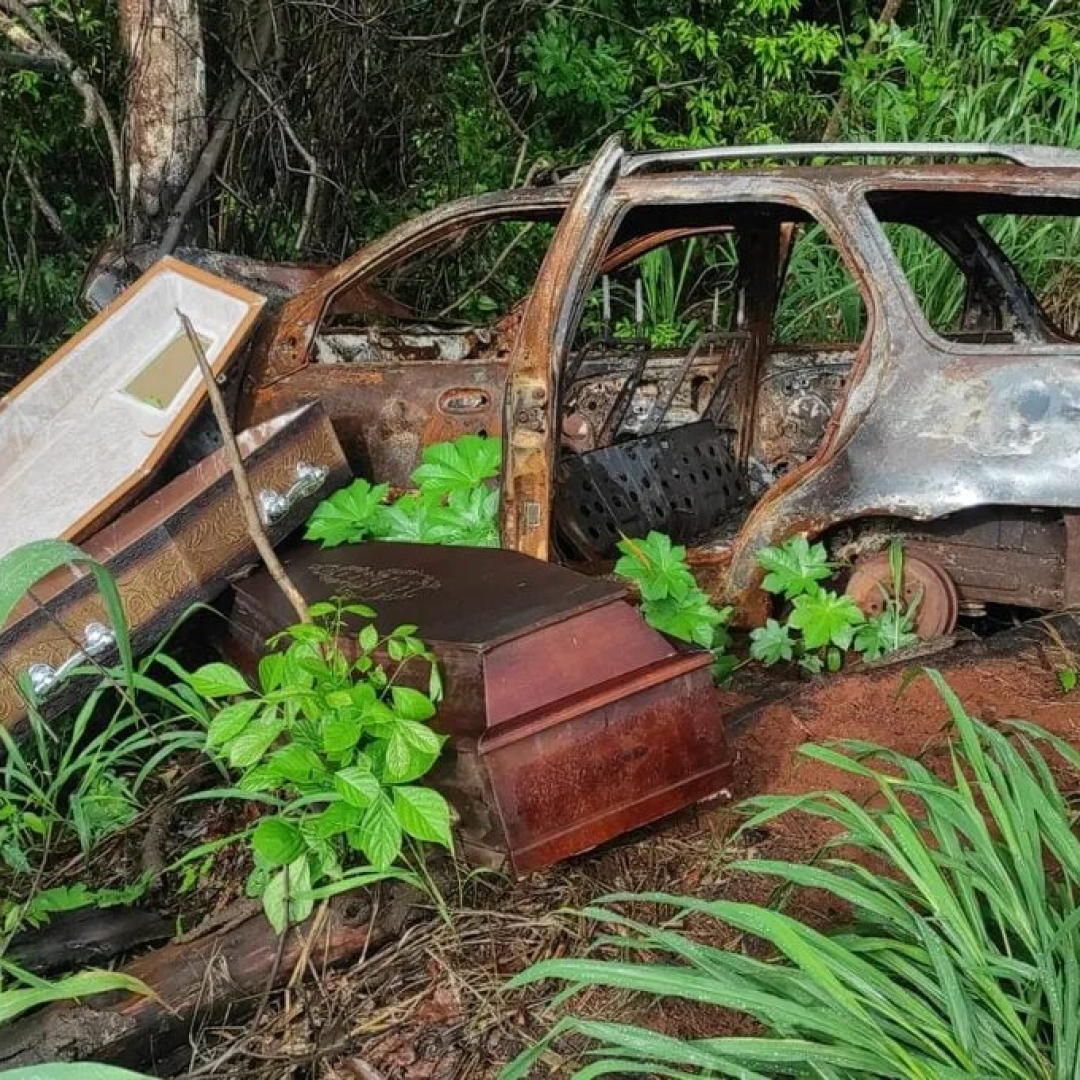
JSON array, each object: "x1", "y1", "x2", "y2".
[
  {"x1": 0, "y1": 403, "x2": 349, "y2": 732},
  {"x1": 225, "y1": 541, "x2": 732, "y2": 873}
]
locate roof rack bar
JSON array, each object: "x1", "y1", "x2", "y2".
[{"x1": 623, "y1": 142, "x2": 1080, "y2": 173}]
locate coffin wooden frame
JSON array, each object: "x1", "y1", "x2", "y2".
[{"x1": 0, "y1": 257, "x2": 266, "y2": 553}]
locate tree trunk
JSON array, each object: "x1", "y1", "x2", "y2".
[{"x1": 119, "y1": 0, "x2": 207, "y2": 243}]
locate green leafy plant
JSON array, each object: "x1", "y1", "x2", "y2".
[
  {"x1": 852, "y1": 542, "x2": 921, "y2": 662},
  {"x1": 184, "y1": 601, "x2": 453, "y2": 932},
  {"x1": 613, "y1": 532, "x2": 735, "y2": 680},
  {"x1": 306, "y1": 434, "x2": 501, "y2": 550},
  {"x1": 751, "y1": 537, "x2": 918, "y2": 673},
  {"x1": 505, "y1": 668, "x2": 1080, "y2": 1078}
]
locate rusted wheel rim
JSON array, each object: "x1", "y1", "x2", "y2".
[{"x1": 845, "y1": 552, "x2": 959, "y2": 638}]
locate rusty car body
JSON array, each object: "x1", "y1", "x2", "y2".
[{"x1": 93, "y1": 140, "x2": 1080, "y2": 630}]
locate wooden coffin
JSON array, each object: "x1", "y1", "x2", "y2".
[
  {"x1": 0, "y1": 403, "x2": 349, "y2": 732},
  {"x1": 225, "y1": 542, "x2": 732, "y2": 873},
  {"x1": 0, "y1": 257, "x2": 265, "y2": 558}
]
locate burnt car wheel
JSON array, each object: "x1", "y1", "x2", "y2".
[{"x1": 845, "y1": 552, "x2": 960, "y2": 638}]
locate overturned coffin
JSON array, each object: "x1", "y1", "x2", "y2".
[
  {"x1": 0, "y1": 404, "x2": 349, "y2": 731},
  {"x1": 0, "y1": 257, "x2": 265, "y2": 559},
  {"x1": 225, "y1": 542, "x2": 732, "y2": 873}
]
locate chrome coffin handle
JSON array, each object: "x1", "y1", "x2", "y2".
[
  {"x1": 26, "y1": 622, "x2": 116, "y2": 699},
  {"x1": 258, "y1": 461, "x2": 329, "y2": 525}
]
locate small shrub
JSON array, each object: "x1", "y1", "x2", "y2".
[
  {"x1": 305, "y1": 434, "x2": 501, "y2": 549},
  {"x1": 751, "y1": 536, "x2": 918, "y2": 673},
  {"x1": 184, "y1": 601, "x2": 453, "y2": 932},
  {"x1": 505, "y1": 669, "x2": 1080, "y2": 1078},
  {"x1": 612, "y1": 531, "x2": 735, "y2": 680}
]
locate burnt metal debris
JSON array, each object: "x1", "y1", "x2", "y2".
[{"x1": 218, "y1": 140, "x2": 1080, "y2": 631}]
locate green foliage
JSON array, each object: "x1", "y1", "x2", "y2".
[
  {"x1": 186, "y1": 601, "x2": 451, "y2": 933},
  {"x1": 519, "y1": 1, "x2": 843, "y2": 152},
  {"x1": 756, "y1": 534, "x2": 832, "y2": 601},
  {"x1": 751, "y1": 537, "x2": 918, "y2": 673},
  {"x1": 0, "y1": 542, "x2": 205, "y2": 895},
  {"x1": 0, "y1": 1066, "x2": 156, "y2": 1080},
  {"x1": 0, "y1": 963, "x2": 152, "y2": 1029},
  {"x1": 306, "y1": 435, "x2": 501, "y2": 551},
  {"x1": 613, "y1": 532, "x2": 733, "y2": 679},
  {"x1": 505, "y1": 669, "x2": 1080, "y2": 1078}
]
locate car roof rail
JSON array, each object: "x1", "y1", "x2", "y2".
[{"x1": 623, "y1": 142, "x2": 1080, "y2": 174}]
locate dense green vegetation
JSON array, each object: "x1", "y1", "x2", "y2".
[
  {"x1": 508, "y1": 669, "x2": 1080, "y2": 1078},
  {"x1": 2, "y1": 0, "x2": 1078, "y2": 381}
]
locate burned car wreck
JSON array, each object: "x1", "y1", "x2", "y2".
[{"x1": 147, "y1": 139, "x2": 1080, "y2": 635}]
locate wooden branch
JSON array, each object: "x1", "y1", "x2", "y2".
[
  {"x1": 14, "y1": 152, "x2": 68, "y2": 238},
  {"x1": 0, "y1": 0, "x2": 123, "y2": 201},
  {"x1": 0, "y1": 897, "x2": 383, "y2": 1069},
  {"x1": 237, "y1": 69, "x2": 321, "y2": 254},
  {"x1": 177, "y1": 310, "x2": 310, "y2": 624}
]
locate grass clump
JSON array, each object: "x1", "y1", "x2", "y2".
[{"x1": 506, "y1": 669, "x2": 1080, "y2": 1078}]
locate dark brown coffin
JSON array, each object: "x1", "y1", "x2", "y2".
[
  {"x1": 0, "y1": 403, "x2": 350, "y2": 731},
  {"x1": 225, "y1": 542, "x2": 732, "y2": 873}
]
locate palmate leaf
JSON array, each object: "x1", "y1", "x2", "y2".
[
  {"x1": 788, "y1": 589, "x2": 865, "y2": 650},
  {"x1": 756, "y1": 535, "x2": 832, "y2": 600},
  {"x1": 614, "y1": 532, "x2": 696, "y2": 602},
  {"x1": 749, "y1": 618, "x2": 796, "y2": 666},
  {"x1": 409, "y1": 434, "x2": 501, "y2": 496},
  {"x1": 305, "y1": 479, "x2": 389, "y2": 547}
]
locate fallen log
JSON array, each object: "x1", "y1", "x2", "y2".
[
  {"x1": 0, "y1": 885, "x2": 422, "y2": 1072},
  {"x1": 7, "y1": 906, "x2": 172, "y2": 977}
]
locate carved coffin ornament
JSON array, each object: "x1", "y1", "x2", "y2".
[
  {"x1": 0, "y1": 403, "x2": 350, "y2": 732},
  {"x1": 226, "y1": 542, "x2": 732, "y2": 874},
  {"x1": 0, "y1": 256, "x2": 266, "y2": 558}
]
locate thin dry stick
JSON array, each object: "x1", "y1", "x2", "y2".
[{"x1": 177, "y1": 308, "x2": 310, "y2": 623}]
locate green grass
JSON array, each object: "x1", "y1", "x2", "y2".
[{"x1": 505, "y1": 669, "x2": 1080, "y2": 1078}]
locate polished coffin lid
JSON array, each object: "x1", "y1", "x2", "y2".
[
  {"x1": 226, "y1": 540, "x2": 730, "y2": 873},
  {"x1": 228, "y1": 542, "x2": 697, "y2": 738},
  {"x1": 0, "y1": 257, "x2": 265, "y2": 558},
  {"x1": 0, "y1": 403, "x2": 349, "y2": 730}
]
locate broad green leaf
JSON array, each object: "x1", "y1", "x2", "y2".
[
  {"x1": 251, "y1": 817, "x2": 304, "y2": 867},
  {"x1": 188, "y1": 662, "x2": 251, "y2": 699},
  {"x1": 353, "y1": 794, "x2": 403, "y2": 871},
  {"x1": 205, "y1": 699, "x2": 260, "y2": 748},
  {"x1": 409, "y1": 434, "x2": 501, "y2": 496},
  {"x1": 393, "y1": 785, "x2": 453, "y2": 848},
  {"x1": 262, "y1": 854, "x2": 313, "y2": 933},
  {"x1": 308, "y1": 799, "x2": 362, "y2": 839},
  {"x1": 304, "y1": 479, "x2": 389, "y2": 547},
  {"x1": 266, "y1": 744, "x2": 326, "y2": 784},
  {"x1": 756, "y1": 534, "x2": 832, "y2": 600},
  {"x1": 749, "y1": 618, "x2": 795, "y2": 665},
  {"x1": 382, "y1": 723, "x2": 441, "y2": 783},
  {"x1": 614, "y1": 532, "x2": 695, "y2": 602},
  {"x1": 334, "y1": 765, "x2": 381, "y2": 808},
  {"x1": 788, "y1": 589, "x2": 865, "y2": 651},
  {"x1": 322, "y1": 712, "x2": 362, "y2": 758},
  {"x1": 227, "y1": 712, "x2": 285, "y2": 769},
  {"x1": 391, "y1": 686, "x2": 437, "y2": 722}
]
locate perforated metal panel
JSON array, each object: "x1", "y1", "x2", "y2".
[{"x1": 554, "y1": 420, "x2": 749, "y2": 559}]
